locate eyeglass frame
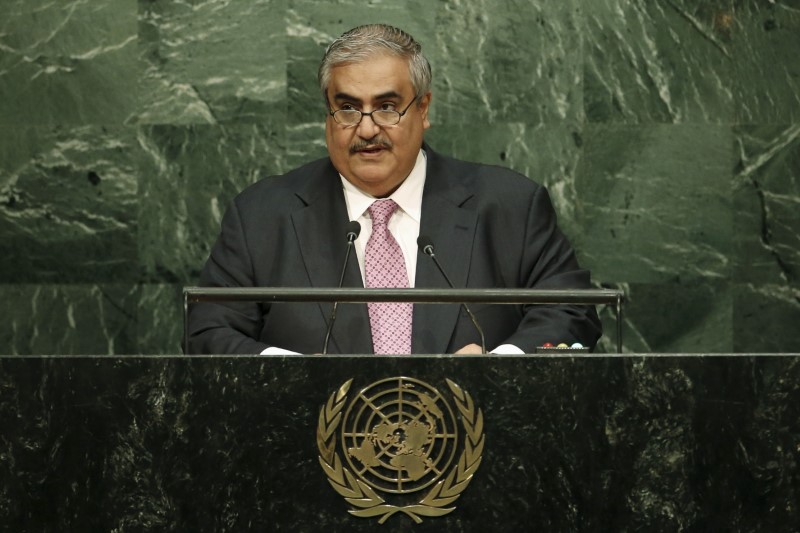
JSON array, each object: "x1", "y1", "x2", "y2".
[{"x1": 327, "y1": 96, "x2": 421, "y2": 127}]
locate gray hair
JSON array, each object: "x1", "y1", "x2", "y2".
[{"x1": 318, "y1": 24, "x2": 432, "y2": 103}]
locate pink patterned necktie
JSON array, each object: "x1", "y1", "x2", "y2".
[{"x1": 365, "y1": 199, "x2": 412, "y2": 354}]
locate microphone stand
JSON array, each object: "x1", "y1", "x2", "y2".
[
  {"x1": 322, "y1": 222, "x2": 361, "y2": 354},
  {"x1": 418, "y1": 236, "x2": 487, "y2": 354}
]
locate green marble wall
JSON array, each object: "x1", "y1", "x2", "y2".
[{"x1": 1, "y1": 0, "x2": 798, "y2": 354}]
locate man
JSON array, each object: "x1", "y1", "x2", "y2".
[{"x1": 188, "y1": 24, "x2": 601, "y2": 355}]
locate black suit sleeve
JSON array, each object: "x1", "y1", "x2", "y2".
[
  {"x1": 187, "y1": 198, "x2": 270, "y2": 354},
  {"x1": 501, "y1": 185, "x2": 602, "y2": 352}
]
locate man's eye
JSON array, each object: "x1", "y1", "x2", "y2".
[
  {"x1": 380, "y1": 102, "x2": 398, "y2": 111},
  {"x1": 340, "y1": 104, "x2": 358, "y2": 111}
]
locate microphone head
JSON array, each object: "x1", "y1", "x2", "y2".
[
  {"x1": 345, "y1": 220, "x2": 361, "y2": 241},
  {"x1": 417, "y1": 235, "x2": 434, "y2": 255}
]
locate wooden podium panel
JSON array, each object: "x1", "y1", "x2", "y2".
[{"x1": 1, "y1": 354, "x2": 799, "y2": 531}]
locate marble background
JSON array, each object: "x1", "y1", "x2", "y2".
[{"x1": 1, "y1": 0, "x2": 799, "y2": 354}]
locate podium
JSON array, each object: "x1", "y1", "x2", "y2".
[{"x1": 2, "y1": 353, "x2": 799, "y2": 531}]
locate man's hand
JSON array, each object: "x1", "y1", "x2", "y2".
[{"x1": 454, "y1": 343, "x2": 483, "y2": 355}]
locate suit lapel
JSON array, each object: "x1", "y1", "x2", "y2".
[
  {"x1": 412, "y1": 150, "x2": 478, "y2": 354},
  {"x1": 291, "y1": 165, "x2": 372, "y2": 354}
]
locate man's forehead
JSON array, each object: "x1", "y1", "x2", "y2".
[
  {"x1": 327, "y1": 56, "x2": 413, "y2": 97},
  {"x1": 331, "y1": 90, "x2": 403, "y2": 103}
]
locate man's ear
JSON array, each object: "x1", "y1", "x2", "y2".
[{"x1": 419, "y1": 92, "x2": 432, "y2": 129}]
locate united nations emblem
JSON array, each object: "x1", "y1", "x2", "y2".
[{"x1": 316, "y1": 377, "x2": 484, "y2": 523}]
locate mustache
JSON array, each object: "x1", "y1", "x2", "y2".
[{"x1": 349, "y1": 138, "x2": 392, "y2": 153}]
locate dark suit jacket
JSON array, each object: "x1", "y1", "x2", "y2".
[{"x1": 188, "y1": 146, "x2": 602, "y2": 354}]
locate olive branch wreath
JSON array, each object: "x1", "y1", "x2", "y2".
[{"x1": 316, "y1": 378, "x2": 484, "y2": 524}]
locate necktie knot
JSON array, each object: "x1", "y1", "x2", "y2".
[{"x1": 368, "y1": 199, "x2": 399, "y2": 227}]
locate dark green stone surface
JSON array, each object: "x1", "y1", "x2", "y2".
[
  {"x1": 0, "y1": 0, "x2": 138, "y2": 125},
  {"x1": 0, "y1": 126, "x2": 140, "y2": 283},
  {"x1": 1, "y1": 0, "x2": 799, "y2": 354},
  {"x1": 583, "y1": 0, "x2": 734, "y2": 124}
]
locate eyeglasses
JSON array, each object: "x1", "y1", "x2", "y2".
[{"x1": 328, "y1": 97, "x2": 419, "y2": 127}]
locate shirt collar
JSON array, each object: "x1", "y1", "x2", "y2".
[{"x1": 340, "y1": 149, "x2": 426, "y2": 222}]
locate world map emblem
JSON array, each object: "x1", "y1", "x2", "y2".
[{"x1": 317, "y1": 377, "x2": 485, "y2": 523}]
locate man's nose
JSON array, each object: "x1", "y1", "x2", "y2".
[{"x1": 355, "y1": 112, "x2": 381, "y2": 138}]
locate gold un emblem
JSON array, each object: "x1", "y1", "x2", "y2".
[{"x1": 317, "y1": 376, "x2": 485, "y2": 524}]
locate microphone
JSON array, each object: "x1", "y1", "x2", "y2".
[
  {"x1": 417, "y1": 235, "x2": 486, "y2": 354},
  {"x1": 322, "y1": 221, "x2": 361, "y2": 354}
]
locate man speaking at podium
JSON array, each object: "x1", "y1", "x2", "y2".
[{"x1": 188, "y1": 24, "x2": 601, "y2": 355}]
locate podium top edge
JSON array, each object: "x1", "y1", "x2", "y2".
[{"x1": 182, "y1": 287, "x2": 625, "y2": 305}]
